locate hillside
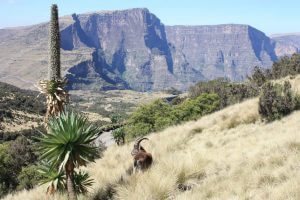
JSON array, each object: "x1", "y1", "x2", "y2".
[
  {"x1": 0, "y1": 8, "x2": 297, "y2": 92},
  {"x1": 0, "y1": 81, "x2": 45, "y2": 133},
  {"x1": 0, "y1": 80, "x2": 176, "y2": 138},
  {"x1": 4, "y1": 76, "x2": 300, "y2": 200}
]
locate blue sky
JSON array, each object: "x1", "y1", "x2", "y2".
[{"x1": 0, "y1": 0, "x2": 299, "y2": 35}]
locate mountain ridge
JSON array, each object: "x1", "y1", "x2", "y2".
[{"x1": 0, "y1": 8, "x2": 298, "y2": 91}]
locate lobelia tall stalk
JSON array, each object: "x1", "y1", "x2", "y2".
[
  {"x1": 49, "y1": 4, "x2": 61, "y2": 81},
  {"x1": 37, "y1": 4, "x2": 69, "y2": 122}
]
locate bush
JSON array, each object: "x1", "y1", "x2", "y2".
[
  {"x1": 125, "y1": 100, "x2": 173, "y2": 139},
  {"x1": 248, "y1": 66, "x2": 267, "y2": 87},
  {"x1": 125, "y1": 94, "x2": 220, "y2": 139},
  {"x1": 271, "y1": 54, "x2": 300, "y2": 79},
  {"x1": 248, "y1": 54, "x2": 300, "y2": 84},
  {"x1": 110, "y1": 114, "x2": 122, "y2": 124},
  {"x1": 0, "y1": 136, "x2": 38, "y2": 198},
  {"x1": 189, "y1": 78, "x2": 258, "y2": 108},
  {"x1": 259, "y1": 81, "x2": 298, "y2": 122},
  {"x1": 17, "y1": 165, "x2": 41, "y2": 191},
  {"x1": 112, "y1": 127, "x2": 125, "y2": 145},
  {"x1": 189, "y1": 54, "x2": 300, "y2": 113},
  {"x1": 170, "y1": 96, "x2": 185, "y2": 105},
  {"x1": 0, "y1": 143, "x2": 17, "y2": 197},
  {"x1": 172, "y1": 93, "x2": 220, "y2": 123}
]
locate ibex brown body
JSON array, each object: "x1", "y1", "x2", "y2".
[{"x1": 131, "y1": 137, "x2": 153, "y2": 173}]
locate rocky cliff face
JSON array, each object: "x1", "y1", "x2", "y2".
[
  {"x1": 166, "y1": 25, "x2": 277, "y2": 82},
  {"x1": 271, "y1": 34, "x2": 300, "y2": 57},
  {"x1": 62, "y1": 8, "x2": 182, "y2": 91},
  {"x1": 59, "y1": 8, "x2": 204, "y2": 91},
  {"x1": 0, "y1": 8, "x2": 295, "y2": 91}
]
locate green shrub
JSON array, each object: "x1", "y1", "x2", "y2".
[
  {"x1": 17, "y1": 165, "x2": 41, "y2": 191},
  {"x1": 125, "y1": 100, "x2": 173, "y2": 139},
  {"x1": 125, "y1": 123, "x2": 153, "y2": 140},
  {"x1": 189, "y1": 78, "x2": 258, "y2": 108},
  {"x1": 189, "y1": 54, "x2": 300, "y2": 112},
  {"x1": 248, "y1": 54, "x2": 300, "y2": 84},
  {"x1": 259, "y1": 81, "x2": 298, "y2": 122},
  {"x1": 112, "y1": 127, "x2": 125, "y2": 145},
  {"x1": 0, "y1": 143, "x2": 17, "y2": 197},
  {"x1": 271, "y1": 54, "x2": 300, "y2": 79},
  {"x1": 125, "y1": 94, "x2": 220, "y2": 139},
  {"x1": 110, "y1": 114, "x2": 122, "y2": 124},
  {"x1": 0, "y1": 136, "x2": 38, "y2": 198},
  {"x1": 170, "y1": 96, "x2": 185, "y2": 105},
  {"x1": 248, "y1": 66, "x2": 267, "y2": 87},
  {"x1": 73, "y1": 170, "x2": 94, "y2": 194},
  {"x1": 172, "y1": 93, "x2": 220, "y2": 122}
]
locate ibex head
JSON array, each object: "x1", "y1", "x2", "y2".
[{"x1": 131, "y1": 137, "x2": 148, "y2": 156}]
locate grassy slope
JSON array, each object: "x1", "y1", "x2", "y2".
[{"x1": 4, "y1": 76, "x2": 300, "y2": 200}]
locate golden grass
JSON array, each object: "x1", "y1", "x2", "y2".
[{"x1": 5, "y1": 78, "x2": 300, "y2": 200}]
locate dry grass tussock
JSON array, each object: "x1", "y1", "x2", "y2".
[{"x1": 5, "y1": 81, "x2": 300, "y2": 200}]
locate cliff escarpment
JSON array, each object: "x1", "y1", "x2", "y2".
[{"x1": 0, "y1": 8, "x2": 295, "y2": 91}]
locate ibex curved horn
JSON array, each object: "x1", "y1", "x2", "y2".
[{"x1": 135, "y1": 137, "x2": 149, "y2": 149}]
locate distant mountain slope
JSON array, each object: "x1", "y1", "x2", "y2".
[
  {"x1": 271, "y1": 33, "x2": 300, "y2": 57},
  {"x1": 0, "y1": 8, "x2": 297, "y2": 91},
  {"x1": 166, "y1": 25, "x2": 277, "y2": 81}
]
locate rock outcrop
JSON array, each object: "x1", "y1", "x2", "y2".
[
  {"x1": 0, "y1": 8, "x2": 296, "y2": 91},
  {"x1": 271, "y1": 34, "x2": 300, "y2": 57}
]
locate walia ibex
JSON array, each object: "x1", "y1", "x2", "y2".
[{"x1": 131, "y1": 137, "x2": 153, "y2": 173}]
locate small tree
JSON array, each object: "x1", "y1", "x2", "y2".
[
  {"x1": 259, "y1": 81, "x2": 296, "y2": 122},
  {"x1": 36, "y1": 111, "x2": 100, "y2": 200},
  {"x1": 249, "y1": 66, "x2": 266, "y2": 87}
]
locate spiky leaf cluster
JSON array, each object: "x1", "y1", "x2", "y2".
[
  {"x1": 38, "y1": 161, "x2": 65, "y2": 195},
  {"x1": 36, "y1": 111, "x2": 100, "y2": 172},
  {"x1": 38, "y1": 161, "x2": 93, "y2": 195},
  {"x1": 73, "y1": 170, "x2": 94, "y2": 194}
]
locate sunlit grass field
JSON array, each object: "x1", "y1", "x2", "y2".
[{"x1": 4, "y1": 76, "x2": 300, "y2": 200}]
